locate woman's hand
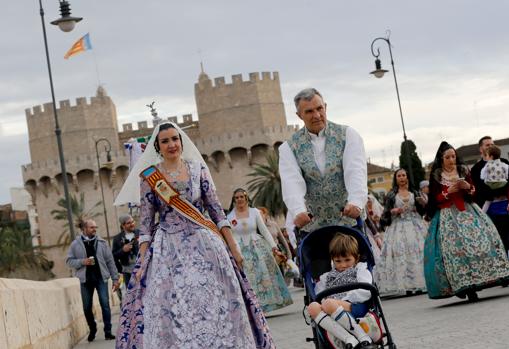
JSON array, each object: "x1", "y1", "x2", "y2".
[
  {"x1": 219, "y1": 226, "x2": 243, "y2": 269},
  {"x1": 457, "y1": 179, "x2": 471, "y2": 190},
  {"x1": 230, "y1": 247, "x2": 244, "y2": 269},
  {"x1": 447, "y1": 182, "x2": 460, "y2": 194},
  {"x1": 272, "y1": 247, "x2": 287, "y2": 264},
  {"x1": 374, "y1": 235, "x2": 383, "y2": 249},
  {"x1": 135, "y1": 268, "x2": 142, "y2": 283}
]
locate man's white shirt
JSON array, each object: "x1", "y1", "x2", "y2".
[{"x1": 279, "y1": 125, "x2": 368, "y2": 220}]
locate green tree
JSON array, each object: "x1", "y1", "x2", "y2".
[
  {"x1": 0, "y1": 223, "x2": 54, "y2": 278},
  {"x1": 399, "y1": 139, "x2": 425, "y2": 190},
  {"x1": 246, "y1": 150, "x2": 287, "y2": 217},
  {"x1": 51, "y1": 192, "x2": 101, "y2": 246}
]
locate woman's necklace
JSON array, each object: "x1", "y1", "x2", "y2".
[
  {"x1": 162, "y1": 160, "x2": 183, "y2": 180},
  {"x1": 443, "y1": 166, "x2": 455, "y2": 174}
]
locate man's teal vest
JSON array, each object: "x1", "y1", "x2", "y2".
[{"x1": 287, "y1": 121, "x2": 354, "y2": 231}]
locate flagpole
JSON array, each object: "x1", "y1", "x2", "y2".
[{"x1": 91, "y1": 49, "x2": 102, "y2": 87}]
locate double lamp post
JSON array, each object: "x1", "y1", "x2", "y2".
[{"x1": 369, "y1": 35, "x2": 415, "y2": 187}]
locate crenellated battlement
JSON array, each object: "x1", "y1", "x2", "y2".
[
  {"x1": 25, "y1": 93, "x2": 112, "y2": 118},
  {"x1": 203, "y1": 71, "x2": 279, "y2": 89},
  {"x1": 120, "y1": 113, "x2": 198, "y2": 133},
  {"x1": 25, "y1": 87, "x2": 119, "y2": 165}
]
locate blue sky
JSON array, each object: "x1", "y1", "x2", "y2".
[{"x1": 1, "y1": 0, "x2": 508, "y2": 203}]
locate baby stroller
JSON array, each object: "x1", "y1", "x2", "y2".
[{"x1": 298, "y1": 223, "x2": 397, "y2": 349}]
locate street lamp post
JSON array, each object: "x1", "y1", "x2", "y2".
[
  {"x1": 38, "y1": 0, "x2": 82, "y2": 240},
  {"x1": 95, "y1": 138, "x2": 113, "y2": 247},
  {"x1": 370, "y1": 35, "x2": 415, "y2": 188}
]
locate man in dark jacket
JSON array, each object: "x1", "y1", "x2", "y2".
[
  {"x1": 112, "y1": 214, "x2": 139, "y2": 286},
  {"x1": 66, "y1": 219, "x2": 120, "y2": 342},
  {"x1": 471, "y1": 136, "x2": 509, "y2": 251}
]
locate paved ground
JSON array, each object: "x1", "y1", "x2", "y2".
[{"x1": 76, "y1": 286, "x2": 509, "y2": 348}]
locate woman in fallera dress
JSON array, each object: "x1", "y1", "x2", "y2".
[
  {"x1": 114, "y1": 122, "x2": 275, "y2": 349},
  {"x1": 424, "y1": 141, "x2": 509, "y2": 301},
  {"x1": 375, "y1": 169, "x2": 427, "y2": 295},
  {"x1": 227, "y1": 189, "x2": 293, "y2": 313}
]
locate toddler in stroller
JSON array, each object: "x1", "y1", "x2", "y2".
[
  {"x1": 307, "y1": 233, "x2": 376, "y2": 349},
  {"x1": 300, "y1": 225, "x2": 396, "y2": 349}
]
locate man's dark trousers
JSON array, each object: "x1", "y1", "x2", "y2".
[{"x1": 80, "y1": 279, "x2": 112, "y2": 334}]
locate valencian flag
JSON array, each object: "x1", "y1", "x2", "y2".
[{"x1": 64, "y1": 33, "x2": 92, "y2": 59}]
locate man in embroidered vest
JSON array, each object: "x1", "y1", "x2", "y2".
[{"x1": 279, "y1": 88, "x2": 368, "y2": 234}]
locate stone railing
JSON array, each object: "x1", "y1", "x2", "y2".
[{"x1": 0, "y1": 278, "x2": 120, "y2": 349}]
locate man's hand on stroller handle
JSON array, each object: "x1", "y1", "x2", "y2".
[
  {"x1": 343, "y1": 204, "x2": 361, "y2": 218},
  {"x1": 294, "y1": 204, "x2": 361, "y2": 228},
  {"x1": 294, "y1": 212, "x2": 313, "y2": 228}
]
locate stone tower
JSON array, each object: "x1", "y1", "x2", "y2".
[
  {"x1": 26, "y1": 86, "x2": 120, "y2": 163},
  {"x1": 23, "y1": 87, "x2": 130, "y2": 277},
  {"x1": 195, "y1": 71, "x2": 286, "y2": 136}
]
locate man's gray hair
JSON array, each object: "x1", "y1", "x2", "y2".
[
  {"x1": 119, "y1": 214, "x2": 132, "y2": 226},
  {"x1": 294, "y1": 88, "x2": 323, "y2": 109}
]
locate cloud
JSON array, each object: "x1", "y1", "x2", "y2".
[{"x1": 2, "y1": 1, "x2": 509, "y2": 202}]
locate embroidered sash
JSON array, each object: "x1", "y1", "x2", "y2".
[{"x1": 140, "y1": 165, "x2": 221, "y2": 236}]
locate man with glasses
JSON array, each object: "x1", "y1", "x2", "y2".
[
  {"x1": 66, "y1": 219, "x2": 120, "y2": 342},
  {"x1": 112, "y1": 214, "x2": 140, "y2": 286}
]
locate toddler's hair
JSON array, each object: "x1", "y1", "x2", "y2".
[
  {"x1": 486, "y1": 144, "x2": 501, "y2": 160},
  {"x1": 329, "y1": 233, "x2": 360, "y2": 261}
]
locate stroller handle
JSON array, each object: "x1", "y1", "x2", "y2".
[{"x1": 314, "y1": 282, "x2": 378, "y2": 303}]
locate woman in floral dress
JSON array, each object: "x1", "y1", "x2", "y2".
[
  {"x1": 375, "y1": 169, "x2": 427, "y2": 295},
  {"x1": 228, "y1": 188, "x2": 293, "y2": 313},
  {"x1": 114, "y1": 122, "x2": 275, "y2": 349},
  {"x1": 424, "y1": 142, "x2": 509, "y2": 301}
]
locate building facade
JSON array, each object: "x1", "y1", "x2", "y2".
[{"x1": 367, "y1": 162, "x2": 394, "y2": 200}]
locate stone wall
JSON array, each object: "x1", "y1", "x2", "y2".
[{"x1": 0, "y1": 278, "x2": 119, "y2": 349}]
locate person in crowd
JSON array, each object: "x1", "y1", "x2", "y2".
[
  {"x1": 114, "y1": 122, "x2": 275, "y2": 349},
  {"x1": 279, "y1": 88, "x2": 368, "y2": 237},
  {"x1": 111, "y1": 214, "x2": 139, "y2": 286},
  {"x1": 480, "y1": 144, "x2": 509, "y2": 206},
  {"x1": 308, "y1": 234, "x2": 377, "y2": 349},
  {"x1": 471, "y1": 136, "x2": 509, "y2": 251},
  {"x1": 364, "y1": 194, "x2": 383, "y2": 263},
  {"x1": 424, "y1": 141, "x2": 509, "y2": 301},
  {"x1": 228, "y1": 189, "x2": 293, "y2": 312},
  {"x1": 258, "y1": 206, "x2": 293, "y2": 262},
  {"x1": 66, "y1": 219, "x2": 120, "y2": 342},
  {"x1": 418, "y1": 180, "x2": 430, "y2": 208},
  {"x1": 376, "y1": 169, "x2": 427, "y2": 296},
  {"x1": 479, "y1": 144, "x2": 509, "y2": 251}
]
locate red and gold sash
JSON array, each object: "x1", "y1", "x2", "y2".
[{"x1": 140, "y1": 165, "x2": 222, "y2": 236}]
